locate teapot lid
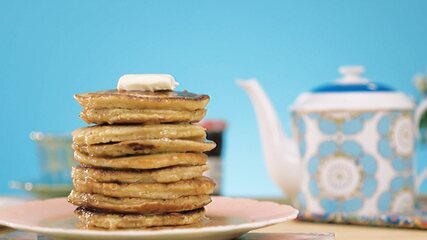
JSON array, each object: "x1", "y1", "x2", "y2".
[
  {"x1": 291, "y1": 66, "x2": 414, "y2": 111},
  {"x1": 312, "y1": 66, "x2": 393, "y2": 93}
]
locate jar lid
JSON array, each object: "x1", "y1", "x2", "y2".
[
  {"x1": 200, "y1": 119, "x2": 227, "y2": 132},
  {"x1": 291, "y1": 66, "x2": 414, "y2": 111}
]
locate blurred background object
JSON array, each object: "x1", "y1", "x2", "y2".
[
  {"x1": 239, "y1": 66, "x2": 425, "y2": 215},
  {"x1": 28, "y1": 132, "x2": 74, "y2": 183},
  {"x1": 1, "y1": 0, "x2": 427, "y2": 198},
  {"x1": 200, "y1": 120, "x2": 227, "y2": 195},
  {"x1": 413, "y1": 72, "x2": 427, "y2": 207},
  {"x1": 237, "y1": 66, "x2": 427, "y2": 229},
  {"x1": 414, "y1": 73, "x2": 427, "y2": 97},
  {"x1": 415, "y1": 72, "x2": 427, "y2": 140},
  {"x1": 9, "y1": 132, "x2": 74, "y2": 198}
]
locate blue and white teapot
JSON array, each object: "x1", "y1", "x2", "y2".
[{"x1": 238, "y1": 66, "x2": 427, "y2": 215}]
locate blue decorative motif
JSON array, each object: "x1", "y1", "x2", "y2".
[
  {"x1": 361, "y1": 112, "x2": 375, "y2": 120},
  {"x1": 308, "y1": 156, "x2": 320, "y2": 175},
  {"x1": 318, "y1": 141, "x2": 337, "y2": 157},
  {"x1": 378, "y1": 139, "x2": 392, "y2": 158},
  {"x1": 359, "y1": 155, "x2": 377, "y2": 175},
  {"x1": 342, "y1": 116, "x2": 364, "y2": 135},
  {"x1": 361, "y1": 177, "x2": 377, "y2": 197},
  {"x1": 378, "y1": 176, "x2": 414, "y2": 213},
  {"x1": 375, "y1": 111, "x2": 415, "y2": 214},
  {"x1": 378, "y1": 192, "x2": 393, "y2": 212},
  {"x1": 377, "y1": 111, "x2": 414, "y2": 172},
  {"x1": 293, "y1": 114, "x2": 307, "y2": 158},
  {"x1": 298, "y1": 210, "x2": 427, "y2": 230},
  {"x1": 296, "y1": 115, "x2": 306, "y2": 135},
  {"x1": 320, "y1": 199, "x2": 338, "y2": 212},
  {"x1": 319, "y1": 119, "x2": 337, "y2": 135},
  {"x1": 294, "y1": 110, "x2": 415, "y2": 215},
  {"x1": 308, "y1": 113, "x2": 321, "y2": 120},
  {"x1": 316, "y1": 112, "x2": 373, "y2": 136},
  {"x1": 391, "y1": 176, "x2": 406, "y2": 191},
  {"x1": 343, "y1": 198, "x2": 363, "y2": 212},
  {"x1": 299, "y1": 141, "x2": 306, "y2": 158},
  {"x1": 377, "y1": 114, "x2": 391, "y2": 135},
  {"x1": 297, "y1": 192, "x2": 306, "y2": 211},
  {"x1": 342, "y1": 141, "x2": 362, "y2": 157},
  {"x1": 391, "y1": 157, "x2": 411, "y2": 171},
  {"x1": 308, "y1": 140, "x2": 377, "y2": 213},
  {"x1": 309, "y1": 179, "x2": 320, "y2": 197}
]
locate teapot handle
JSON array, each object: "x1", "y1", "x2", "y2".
[
  {"x1": 414, "y1": 98, "x2": 427, "y2": 192},
  {"x1": 417, "y1": 169, "x2": 427, "y2": 193},
  {"x1": 414, "y1": 98, "x2": 427, "y2": 137}
]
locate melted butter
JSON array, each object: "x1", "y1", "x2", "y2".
[
  {"x1": 85, "y1": 90, "x2": 209, "y2": 100},
  {"x1": 117, "y1": 74, "x2": 179, "y2": 92}
]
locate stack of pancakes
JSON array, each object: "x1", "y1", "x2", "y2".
[{"x1": 67, "y1": 90, "x2": 216, "y2": 229}]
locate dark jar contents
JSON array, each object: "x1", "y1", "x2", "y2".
[{"x1": 200, "y1": 120, "x2": 226, "y2": 195}]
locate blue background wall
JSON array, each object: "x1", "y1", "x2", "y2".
[{"x1": 1, "y1": 0, "x2": 427, "y2": 197}]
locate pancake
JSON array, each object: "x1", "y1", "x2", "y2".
[
  {"x1": 74, "y1": 151, "x2": 207, "y2": 170},
  {"x1": 72, "y1": 124, "x2": 206, "y2": 145},
  {"x1": 68, "y1": 190, "x2": 211, "y2": 213},
  {"x1": 80, "y1": 108, "x2": 206, "y2": 124},
  {"x1": 72, "y1": 165, "x2": 208, "y2": 183},
  {"x1": 73, "y1": 176, "x2": 216, "y2": 199},
  {"x1": 74, "y1": 139, "x2": 216, "y2": 157},
  {"x1": 75, "y1": 90, "x2": 209, "y2": 111},
  {"x1": 75, "y1": 207, "x2": 205, "y2": 229}
]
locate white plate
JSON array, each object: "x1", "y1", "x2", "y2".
[
  {"x1": 0, "y1": 196, "x2": 298, "y2": 240},
  {"x1": 0, "y1": 197, "x2": 29, "y2": 209}
]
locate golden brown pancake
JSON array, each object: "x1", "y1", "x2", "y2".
[
  {"x1": 73, "y1": 176, "x2": 215, "y2": 199},
  {"x1": 75, "y1": 207, "x2": 205, "y2": 229},
  {"x1": 68, "y1": 190, "x2": 211, "y2": 214},
  {"x1": 74, "y1": 151, "x2": 207, "y2": 170},
  {"x1": 72, "y1": 165, "x2": 208, "y2": 183},
  {"x1": 75, "y1": 90, "x2": 209, "y2": 111},
  {"x1": 71, "y1": 89, "x2": 215, "y2": 230},
  {"x1": 72, "y1": 124, "x2": 207, "y2": 145},
  {"x1": 80, "y1": 108, "x2": 206, "y2": 124},
  {"x1": 73, "y1": 139, "x2": 216, "y2": 157}
]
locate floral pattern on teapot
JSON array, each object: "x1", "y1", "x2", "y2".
[{"x1": 293, "y1": 110, "x2": 414, "y2": 215}]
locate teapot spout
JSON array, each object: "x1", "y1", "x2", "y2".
[{"x1": 237, "y1": 79, "x2": 301, "y2": 201}]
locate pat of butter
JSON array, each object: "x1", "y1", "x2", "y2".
[{"x1": 117, "y1": 74, "x2": 179, "y2": 91}]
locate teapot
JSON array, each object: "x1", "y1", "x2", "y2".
[{"x1": 238, "y1": 66, "x2": 427, "y2": 215}]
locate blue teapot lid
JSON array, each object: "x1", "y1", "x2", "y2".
[
  {"x1": 312, "y1": 66, "x2": 394, "y2": 93},
  {"x1": 291, "y1": 66, "x2": 414, "y2": 111}
]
